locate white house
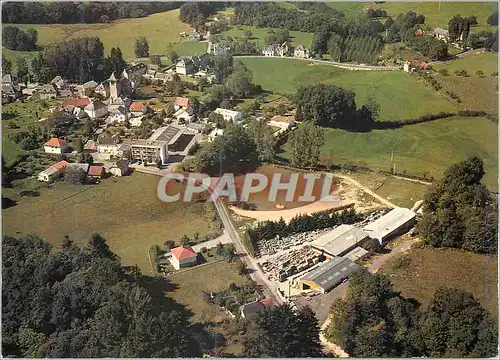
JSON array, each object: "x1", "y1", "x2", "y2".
[
  {"x1": 37, "y1": 160, "x2": 69, "y2": 182},
  {"x1": 84, "y1": 100, "x2": 108, "y2": 119},
  {"x1": 294, "y1": 45, "x2": 310, "y2": 59},
  {"x1": 170, "y1": 246, "x2": 198, "y2": 270},
  {"x1": 433, "y1": 27, "x2": 450, "y2": 42},
  {"x1": 97, "y1": 132, "x2": 121, "y2": 156},
  {"x1": 174, "y1": 108, "x2": 195, "y2": 122},
  {"x1": 208, "y1": 128, "x2": 224, "y2": 142},
  {"x1": 129, "y1": 115, "x2": 145, "y2": 127},
  {"x1": 262, "y1": 43, "x2": 288, "y2": 57},
  {"x1": 43, "y1": 137, "x2": 69, "y2": 154},
  {"x1": 214, "y1": 108, "x2": 243, "y2": 122},
  {"x1": 105, "y1": 106, "x2": 127, "y2": 124},
  {"x1": 176, "y1": 58, "x2": 195, "y2": 75}
]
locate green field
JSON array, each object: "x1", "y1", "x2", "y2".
[
  {"x1": 367, "y1": 1, "x2": 498, "y2": 32},
  {"x1": 434, "y1": 52, "x2": 498, "y2": 75},
  {"x1": 168, "y1": 260, "x2": 248, "y2": 323},
  {"x1": 3, "y1": 9, "x2": 196, "y2": 62},
  {"x1": 2, "y1": 173, "x2": 217, "y2": 273},
  {"x1": 313, "y1": 116, "x2": 498, "y2": 189},
  {"x1": 348, "y1": 172, "x2": 429, "y2": 208},
  {"x1": 220, "y1": 25, "x2": 314, "y2": 48},
  {"x1": 239, "y1": 57, "x2": 457, "y2": 120},
  {"x1": 382, "y1": 247, "x2": 498, "y2": 317}
]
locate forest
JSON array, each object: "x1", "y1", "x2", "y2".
[{"x1": 2, "y1": 2, "x2": 182, "y2": 24}]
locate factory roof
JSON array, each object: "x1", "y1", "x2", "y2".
[
  {"x1": 363, "y1": 207, "x2": 416, "y2": 241},
  {"x1": 301, "y1": 257, "x2": 360, "y2": 292},
  {"x1": 311, "y1": 224, "x2": 369, "y2": 256}
]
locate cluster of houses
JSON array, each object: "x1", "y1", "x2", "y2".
[
  {"x1": 36, "y1": 158, "x2": 125, "y2": 183},
  {"x1": 262, "y1": 42, "x2": 311, "y2": 59}
]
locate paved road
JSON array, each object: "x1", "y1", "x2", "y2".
[
  {"x1": 191, "y1": 230, "x2": 231, "y2": 253},
  {"x1": 235, "y1": 55, "x2": 400, "y2": 71},
  {"x1": 214, "y1": 198, "x2": 284, "y2": 305}
]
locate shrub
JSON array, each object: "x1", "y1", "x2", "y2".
[
  {"x1": 237, "y1": 260, "x2": 247, "y2": 275},
  {"x1": 476, "y1": 70, "x2": 484, "y2": 77},
  {"x1": 457, "y1": 110, "x2": 487, "y2": 117},
  {"x1": 454, "y1": 69, "x2": 468, "y2": 77},
  {"x1": 201, "y1": 247, "x2": 208, "y2": 253},
  {"x1": 437, "y1": 68, "x2": 449, "y2": 76}
]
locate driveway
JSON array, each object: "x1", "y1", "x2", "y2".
[{"x1": 191, "y1": 230, "x2": 231, "y2": 252}]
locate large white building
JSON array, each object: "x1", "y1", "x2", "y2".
[
  {"x1": 310, "y1": 224, "x2": 370, "y2": 258},
  {"x1": 363, "y1": 207, "x2": 417, "y2": 245},
  {"x1": 214, "y1": 108, "x2": 243, "y2": 122}
]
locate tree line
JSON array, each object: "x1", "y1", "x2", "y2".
[
  {"x1": 3, "y1": 26, "x2": 38, "y2": 51},
  {"x1": 178, "y1": 2, "x2": 228, "y2": 31},
  {"x1": 2, "y1": 234, "x2": 199, "y2": 357},
  {"x1": 2, "y1": 2, "x2": 182, "y2": 24},
  {"x1": 326, "y1": 268, "x2": 497, "y2": 357},
  {"x1": 30, "y1": 37, "x2": 129, "y2": 83}
]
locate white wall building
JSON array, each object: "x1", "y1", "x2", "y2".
[{"x1": 214, "y1": 108, "x2": 243, "y2": 122}]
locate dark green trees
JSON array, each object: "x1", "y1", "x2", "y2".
[
  {"x1": 243, "y1": 304, "x2": 322, "y2": 357},
  {"x1": 418, "y1": 157, "x2": 497, "y2": 254},
  {"x1": 2, "y1": 234, "x2": 198, "y2": 357}
]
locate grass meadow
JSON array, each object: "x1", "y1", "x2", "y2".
[
  {"x1": 220, "y1": 25, "x2": 314, "y2": 48},
  {"x1": 3, "y1": 9, "x2": 196, "y2": 64},
  {"x1": 382, "y1": 247, "x2": 498, "y2": 317},
  {"x1": 239, "y1": 57, "x2": 458, "y2": 120},
  {"x1": 2, "y1": 172, "x2": 216, "y2": 274},
  {"x1": 281, "y1": 116, "x2": 497, "y2": 190}
]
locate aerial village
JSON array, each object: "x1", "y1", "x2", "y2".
[{"x1": 2, "y1": 2, "x2": 497, "y2": 357}]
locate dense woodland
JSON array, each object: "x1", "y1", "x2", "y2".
[
  {"x1": 418, "y1": 157, "x2": 498, "y2": 255},
  {"x1": 327, "y1": 269, "x2": 498, "y2": 357},
  {"x1": 2, "y1": 2, "x2": 183, "y2": 24},
  {"x1": 2, "y1": 26, "x2": 38, "y2": 51},
  {"x1": 2, "y1": 234, "x2": 198, "y2": 357}
]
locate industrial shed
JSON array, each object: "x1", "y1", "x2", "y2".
[
  {"x1": 363, "y1": 207, "x2": 416, "y2": 245},
  {"x1": 300, "y1": 257, "x2": 360, "y2": 293},
  {"x1": 310, "y1": 224, "x2": 370, "y2": 258}
]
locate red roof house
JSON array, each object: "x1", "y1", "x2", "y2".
[
  {"x1": 88, "y1": 165, "x2": 104, "y2": 179},
  {"x1": 43, "y1": 137, "x2": 69, "y2": 154},
  {"x1": 129, "y1": 101, "x2": 146, "y2": 114},
  {"x1": 170, "y1": 246, "x2": 198, "y2": 269},
  {"x1": 175, "y1": 97, "x2": 190, "y2": 108},
  {"x1": 62, "y1": 97, "x2": 91, "y2": 108}
]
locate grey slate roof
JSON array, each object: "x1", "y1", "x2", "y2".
[{"x1": 301, "y1": 257, "x2": 360, "y2": 292}]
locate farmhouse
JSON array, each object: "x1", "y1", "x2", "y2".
[
  {"x1": 50, "y1": 76, "x2": 66, "y2": 90},
  {"x1": 263, "y1": 43, "x2": 287, "y2": 57},
  {"x1": 310, "y1": 224, "x2": 370, "y2": 258},
  {"x1": 37, "y1": 160, "x2": 69, "y2": 182},
  {"x1": 293, "y1": 45, "x2": 310, "y2": 59},
  {"x1": 84, "y1": 100, "x2": 108, "y2": 119},
  {"x1": 87, "y1": 165, "x2": 104, "y2": 180},
  {"x1": 37, "y1": 85, "x2": 57, "y2": 100},
  {"x1": 129, "y1": 101, "x2": 148, "y2": 117},
  {"x1": 240, "y1": 298, "x2": 274, "y2": 319},
  {"x1": 214, "y1": 108, "x2": 243, "y2": 122},
  {"x1": 363, "y1": 207, "x2": 416, "y2": 245},
  {"x1": 433, "y1": 27, "x2": 449, "y2": 42},
  {"x1": 268, "y1": 115, "x2": 296, "y2": 130},
  {"x1": 170, "y1": 246, "x2": 198, "y2": 270},
  {"x1": 174, "y1": 97, "x2": 190, "y2": 110},
  {"x1": 176, "y1": 58, "x2": 196, "y2": 75},
  {"x1": 43, "y1": 137, "x2": 69, "y2": 154},
  {"x1": 300, "y1": 257, "x2": 360, "y2": 293}
]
